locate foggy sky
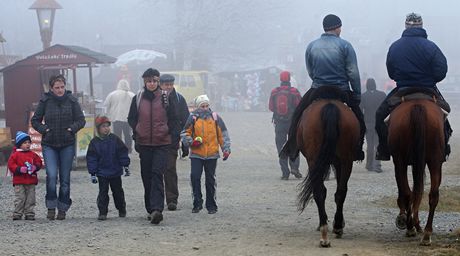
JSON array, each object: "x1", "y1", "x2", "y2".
[{"x1": 0, "y1": 0, "x2": 459, "y2": 84}]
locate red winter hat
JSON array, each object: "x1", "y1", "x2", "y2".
[
  {"x1": 280, "y1": 71, "x2": 290, "y2": 82},
  {"x1": 95, "y1": 115, "x2": 111, "y2": 128}
]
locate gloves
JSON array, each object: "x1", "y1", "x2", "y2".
[
  {"x1": 91, "y1": 175, "x2": 98, "y2": 184},
  {"x1": 19, "y1": 166, "x2": 28, "y2": 174},
  {"x1": 223, "y1": 151, "x2": 230, "y2": 161},
  {"x1": 181, "y1": 144, "x2": 189, "y2": 158},
  {"x1": 123, "y1": 166, "x2": 130, "y2": 177},
  {"x1": 191, "y1": 136, "x2": 203, "y2": 147}
]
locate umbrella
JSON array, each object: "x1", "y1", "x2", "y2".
[{"x1": 114, "y1": 49, "x2": 167, "y2": 67}]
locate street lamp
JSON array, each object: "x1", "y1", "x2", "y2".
[{"x1": 29, "y1": 0, "x2": 62, "y2": 50}]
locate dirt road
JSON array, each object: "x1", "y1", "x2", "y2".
[{"x1": 0, "y1": 112, "x2": 459, "y2": 256}]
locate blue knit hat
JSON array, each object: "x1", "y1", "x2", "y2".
[{"x1": 15, "y1": 131, "x2": 31, "y2": 147}]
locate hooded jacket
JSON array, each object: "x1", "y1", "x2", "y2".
[
  {"x1": 104, "y1": 79, "x2": 135, "y2": 122},
  {"x1": 181, "y1": 109, "x2": 231, "y2": 160},
  {"x1": 386, "y1": 27, "x2": 447, "y2": 88},
  {"x1": 86, "y1": 133, "x2": 130, "y2": 178},
  {"x1": 31, "y1": 91, "x2": 86, "y2": 148}
]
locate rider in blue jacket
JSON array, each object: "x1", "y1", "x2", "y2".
[{"x1": 375, "y1": 13, "x2": 452, "y2": 161}]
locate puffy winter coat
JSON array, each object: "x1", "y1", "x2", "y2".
[
  {"x1": 181, "y1": 109, "x2": 231, "y2": 160},
  {"x1": 7, "y1": 149, "x2": 43, "y2": 185},
  {"x1": 386, "y1": 27, "x2": 447, "y2": 88},
  {"x1": 86, "y1": 133, "x2": 130, "y2": 178}
]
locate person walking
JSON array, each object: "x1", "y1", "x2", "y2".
[
  {"x1": 159, "y1": 74, "x2": 190, "y2": 211},
  {"x1": 360, "y1": 78, "x2": 386, "y2": 173},
  {"x1": 86, "y1": 116, "x2": 130, "y2": 220},
  {"x1": 7, "y1": 131, "x2": 43, "y2": 220},
  {"x1": 268, "y1": 71, "x2": 302, "y2": 180},
  {"x1": 375, "y1": 13, "x2": 452, "y2": 161},
  {"x1": 104, "y1": 79, "x2": 135, "y2": 152},
  {"x1": 128, "y1": 68, "x2": 180, "y2": 225},
  {"x1": 181, "y1": 95, "x2": 231, "y2": 214},
  {"x1": 31, "y1": 74, "x2": 86, "y2": 220},
  {"x1": 282, "y1": 14, "x2": 365, "y2": 162}
]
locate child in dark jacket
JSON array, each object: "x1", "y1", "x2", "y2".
[
  {"x1": 7, "y1": 131, "x2": 43, "y2": 220},
  {"x1": 86, "y1": 116, "x2": 130, "y2": 220}
]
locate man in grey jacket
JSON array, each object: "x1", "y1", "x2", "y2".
[{"x1": 282, "y1": 14, "x2": 365, "y2": 161}]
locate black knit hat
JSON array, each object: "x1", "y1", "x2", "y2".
[
  {"x1": 323, "y1": 14, "x2": 342, "y2": 31},
  {"x1": 160, "y1": 74, "x2": 175, "y2": 84},
  {"x1": 142, "y1": 68, "x2": 160, "y2": 78}
]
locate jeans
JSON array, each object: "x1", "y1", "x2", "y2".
[
  {"x1": 190, "y1": 158, "x2": 218, "y2": 211},
  {"x1": 274, "y1": 121, "x2": 300, "y2": 177},
  {"x1": 43, "y1": 144, "x2": 75, "y2": 212}
]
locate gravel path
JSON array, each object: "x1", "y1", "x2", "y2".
[{"x1": 0, "y1": 112, "x2": 459, "y2": 256}]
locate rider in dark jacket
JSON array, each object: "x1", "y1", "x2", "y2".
[{"x1": 375, "y1": 13, "x2": 451, "y2": 161}]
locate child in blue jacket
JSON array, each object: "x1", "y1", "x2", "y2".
[{"x1": 86, "y1": 116, "x2": 130, "y2": 220}]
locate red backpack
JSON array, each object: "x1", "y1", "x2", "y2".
[{"x1": 270, "y1": 87, "x2": 296, "y2": 121}]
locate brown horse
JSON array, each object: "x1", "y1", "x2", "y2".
[
  {"x1": 297, "y1": 98, "x2": 360, "y2": 247},
  {"x1": 388, "y1": 99, "x2": 445, "y2": 246}
]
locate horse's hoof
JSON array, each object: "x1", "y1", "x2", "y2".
[
  {"x1": 333, "y1": 228, "x2": 343, "y2": 238},
  {"x1": 420, "y1": 233, "x2": 432, "y2": 246},
  {"x1": 319, "y1": 239, "x2": 331, "y2": 248},
  {"x1": 395, "y1": 214, "x2": 407, "y2": 230},
  {"x1": 406, "y1": 227, "x2": 417, "y2": 237}
]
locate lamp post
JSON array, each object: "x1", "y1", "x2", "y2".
[{"x1": 29, "y1": 0, "x2": 62, "y2": 50}]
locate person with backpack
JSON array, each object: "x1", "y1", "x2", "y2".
[
  {"x1": 127, "y1": 68, "x2": 180, "y2": 225},
  {"x1": 268, "y1": 71, "x2": 302, "y2": 180},
  {"x1": 181, "y1": 95, "x2": 231, "y2": 214}
]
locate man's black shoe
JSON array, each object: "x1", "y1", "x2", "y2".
[
  {"x1": 150, "y1": 211, "x2": 163, "y2": 224},
  {"x1": 192, "y1": 206, "x2": 203, "y2": 213}
]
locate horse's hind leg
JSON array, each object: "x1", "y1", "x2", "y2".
[
  {"x1": 313, "y1": 182, "x2": 329, "y2": 247},
  {"x1": 421, "y1": 162, "x2": 442, "y2": 246},
  {"x1": 332, "y1": 162, "x2": 351, "y2": 238},
  {"x1": 394, "y1": 161, "x2": 412, "y2": 232},
  {"x1": 411, "y1": 167, "x2": 425, "y2": 233}
]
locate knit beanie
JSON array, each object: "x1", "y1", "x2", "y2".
[
  {"x1": 323, "y1": 14, "x2": 342, "y2": 31},
  {"x1": 280, "y1": 71, "x2": 291, "y2": 86},
  {"x1": 15, "y1": 131, "x2": 31, "y2": 148},
  {"x1": 194, "y1": 94, "x2": 210, "y2": 108},
  {"x1": 405, "y1": 13, "x2": 423, "y2": 28}
]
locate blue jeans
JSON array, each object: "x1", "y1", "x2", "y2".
[
  {"x1": 42, "y1": 145, "x2": 75, "y2": 212},
  {"x1": 190, "y1": 158, "x2": 218, "y2": 211}
]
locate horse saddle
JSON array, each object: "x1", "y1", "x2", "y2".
[{"x1": 387, "y1": 87, "x2": 450, "y2": 114}]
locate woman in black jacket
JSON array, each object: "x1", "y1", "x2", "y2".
[{"x1": 31, "y1": 75, "x2": 86, "y2": 220}]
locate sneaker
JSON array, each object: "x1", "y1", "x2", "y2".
[
  {"x1": 208, "y1": 209, "x2": 218, "y2": 214},
  {"x1": 167, "y1": 203, "x2": 177, "y2": 211},
  {"x1": 98, "y1": 214, "x2": 107, "y2": 221},
  {"x1": 56, "y1": 211, "x2": 66, "y2": 220},
  {"x1": 47, "y1": 209, "x2": 56, "y2": 220},
  {"x1": 291, "y1": 169, "x2": 302, "y2": 179},
  {"x1": 119, "y1": 210, "x2": 127, "y2": 218},
  {"x1": 12, "y1": 215, "x2": 22, "y2": 221},
  {"x1": 192, "y1": 206, "x2": 203, "y2": 213},
  {"x1": 150, "y1": 211, "x2": 163, "y2": 225},
  {"x1": 25, "y1": 215, "x2": 35, "y2": 220}
]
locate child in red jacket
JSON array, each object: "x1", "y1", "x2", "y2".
[{"x1": 7, "y1": 131, "x2": 43, "y2": 220}]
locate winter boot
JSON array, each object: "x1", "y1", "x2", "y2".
[{"x1": 47, "y1": 209, "x2": 56, "y2": 220}]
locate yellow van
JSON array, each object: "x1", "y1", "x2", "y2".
[{"x1": 162, "y1": 71, "x2": 208, "y2": 105}]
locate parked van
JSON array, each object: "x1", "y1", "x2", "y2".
[{"x1": 162, "y1": 70, "x2": 208, "y2": 105}]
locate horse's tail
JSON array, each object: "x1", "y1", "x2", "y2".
[
  {"x1": 298, "y1": 103, "x2": 339, "y2": 212},
  {"x1": 411, "y1": 104, "x2": 426, "y2": 192}
]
